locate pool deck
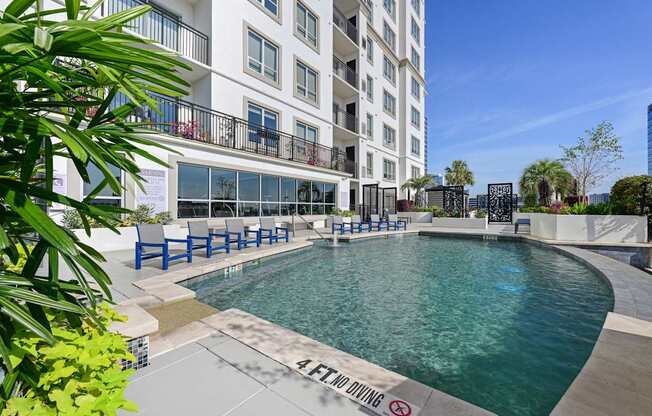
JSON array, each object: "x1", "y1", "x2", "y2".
[{"x1": 107, "y1": 225, "x2": 652, "y2": 416}]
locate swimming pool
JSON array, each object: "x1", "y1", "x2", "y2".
[{"x1": 185, "y1": 235, "x2": 613, "y2": 416}]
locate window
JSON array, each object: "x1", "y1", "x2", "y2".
[
  {"x1": 252, "y1": 0, "x2": 280, "y2": 18},
  {"x1": 383, "y1": 90, "x2": 396, "y2": 116},
  {"x1": 411, "y1": 76, "x2": 420, "y2": 100},
  {"x1": 367, "y1": 36, "x2": 374, "y2": 64},
  {"x1": 411, "y1": 106, "x2": 420, "y2": 129},
  {"x1": 295, "y1": 1, "x2": 318, "y2": 49},
  {"x1": 411, "y1": 166, "x2": 420, "y2": 179},
  {"x1": 383, "y1": 0, "x2": 395, "y2": 19},
  {"x1": 83, "y1": 163, "x2": 123, "y2": 207},
  {"x1": 411, "y1": 17, "x2": 420, "y2": 45},
  {"x1": 411, "y1": 135, "x2": 420, "y2": 155},
  {"x1": 247, "y1": 102, "x2": 279, "y2": 144},
  {"x1": 295, "y1": 60, "x2": 318, "y2": 104},
  {"x1": 366, "y1": 75, "x2": 373, "y2": 101},
  {"x1": 246, "y1": 28, "x2": 279, "y2": 86},
  {"x1": 383, "y1": 21, "x2": 396, "y2": 51},
  {"x1": 383, "y1": 55, "x2": 396, "y2": 84},
  {"x1": 366, "y1": 113, "x2": 373, "y2": 139},
  {"x1": 383, "y1": 124, "x2": 396, "y2": 150},
  {"x1": 411, "y1": 0, "x2": 421, "y2": 17},
  {"x1": 383, "y1": 159, "x2": 396, "y2": 181},
  {"x1": 295, "y1": 120, "x2": 318, "y2": 143},
  {"x1": 177, "y1": 164, "x2": 337, "y2": 218},
  {"x1": 366, "y1": 152, "x2": 374, "y2": 177},
  {"x1": 411, "y1": 47, "x2": 420, "y2": 71}
]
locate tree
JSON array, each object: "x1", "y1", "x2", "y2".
[
  {"x1": 400, "y1": 175, "x2": 433, "y2": 207},
  {"x1": 560, "y1": 121, "x2": 623, "y2": 199},
  {"x1": 0, "y1": 0, "x2": 188, "y2": 407},
  {"x1": 519, "y1": 159, "x2": 573, "y2": 207},
  {"x1": 610, "y1": 175, "x2": 652, "y2": 215},
  {"x1": 444, "y1": 160, "x2": 475, "y2": 187}
]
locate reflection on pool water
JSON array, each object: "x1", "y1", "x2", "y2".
[{"x1": 185, "y1": 235, "x2": 613, "y2": 416}]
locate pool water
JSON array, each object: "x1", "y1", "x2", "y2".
[{"x1": 185, "y1": 235, "x2": 613, "y2": 416}]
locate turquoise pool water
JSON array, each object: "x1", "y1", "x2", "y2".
[{"x1": 185, "y1": 235, "x2": 613, "y2": 416}]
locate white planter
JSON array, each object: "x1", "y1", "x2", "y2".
[
  {"x1": 516, "y1": 213, "x2": 648, "y2": 243},
  {"x1": 397, "y1": 211, "x2": 433, "y2": 223},
  {"x1": 431, "y1": 217, "x2": 487, "y2": 229},
  {"x1": 73, "y1": 224, "x2": 188, "y2": 253}
]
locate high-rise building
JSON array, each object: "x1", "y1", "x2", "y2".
[
  {"x1": 648, "y1": 104, "x2": 652, "y2": 175},
  {"x1": 589, "y1": 193, "x2": 610, "y2": 205},
  {"x1": 41, "y1": 0, "x2": 426, "y2": 220}
]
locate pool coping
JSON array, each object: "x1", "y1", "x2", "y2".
[{"x1": 127, "y1": 228, "x2": 652, "y2": 415}]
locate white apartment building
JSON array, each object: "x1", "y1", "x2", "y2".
[{"x1": 23, "y1": 0, "x2": 426, "y2": 223}]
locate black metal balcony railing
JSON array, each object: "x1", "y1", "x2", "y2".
[
  {"x1": 332, "y1": 104, "x2": 358, "y2": 133},
  {"x1": 333, "y1": 6, "x2": 358, "y2": 44},
  {"x1": 103, "y1": 0, "x2": 209, "y2": 65},
  {"x1": 110, "y1": 93, "x2": 353, "y2": 175},
  {"x1": 333, "y1": 56, "x2": 358, "y2": 89}
]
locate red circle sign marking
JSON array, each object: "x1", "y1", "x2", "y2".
[{"x1": 389, "y1": 400, "x2": 412, "y2": 416}]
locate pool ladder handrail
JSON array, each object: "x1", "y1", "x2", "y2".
[{"x1": 291, "y1": 213, "x2": 329, "y2": 241}]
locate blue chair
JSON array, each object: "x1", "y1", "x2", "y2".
[
  {"x1": 225, "y1": 219, "x2": 260, "y2": 250},
  {"x1": 515, "y1": 218, "x2": 531, "y2": 234},
  {"x1": 135, "y1": 224, "x2": 192, "y2": 271},
  {"x1": 369, "y1": 214, "x2": 388, "y2": 231},
  {"x1": 350, "y1": 215, "x2": 371, "y2": 233},
  {"x1": 387, "y1": 214, "x2": 407, "y2": 231},
  {"x1": 187, "y1": 220, "x2": 230, "y2": 257},
  {"x1": 331, "y1": 216, "x2": 353, "y2": 235},
  {"x1": 259, "y1": 217, "x2": 289, "y2": 244}
]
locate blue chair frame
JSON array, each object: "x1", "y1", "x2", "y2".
[
  {"x1": 370, "y1": 215, "x2": 388, "y2": 231},
  {"x1": 135, "y1": 224, "x2": 192, "y2": 271},
  {"x1": 259, "y1": 218, "x2": 289, "y2": 244},
  {"x1": 331, "y1": 220, "x2": 353, "y2": 235},
  {"x1": 225, "y1": 219, "x2": 261, "y2": 250},
  {"x1": 187, "y1": 221, "x2": 230, "y2": 257},
  {"x1": 387, "y1": 216, "x2": 407, "y2": 231}
]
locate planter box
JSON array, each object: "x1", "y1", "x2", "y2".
[
  {"x1": 515, "y1": 213, "x2": 648, "y2": 243},
  {"x1": 432, "y1": 217, "x2": 487, "y2": 229},
  {"x1": 398, "y1": 211, "x2": 433, "y2": 223}
]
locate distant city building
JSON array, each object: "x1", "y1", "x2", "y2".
[
  {"x1": 468, "y1": 197, "x2": 478, "y2": 210},
  {"x1": 432, "y1": 174, "x2": 444, "y2": 187},
  {"x1": 589, "y1": 193, "x2": 610, "y2": 205},
  {"x1": 648, "y1": 104, "x2": 652, "y2": 175}
]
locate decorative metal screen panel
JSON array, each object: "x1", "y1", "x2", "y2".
[
  {"x1": 488, "y1": 183, "x2": 513, "y2": 223},
  {"x1": 443, "y1": 186, "x2": 464, "y2": 217}
]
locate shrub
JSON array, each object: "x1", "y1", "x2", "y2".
[
  {"x1": 2, "y1": 305, "x2": 137, "y2": 416},
  {"x1": 610, "y1": 175, "x2": 652, "y2": 215},
  {"x1": 122, "y1": 204, "x2": 155, "y2": 226},
  {"x1": 566, "y1": 203, "x2": 589, "y2": 215},
  {"x1": 329, "y1": 209, "x2": 354, "y2": 217},
  {"x1": 585, "y1": 202, "x2": 613, "y2": 215},
  {"x1": 519, "y1": 206, "x2": 551, "y2": 213},
  {"x1": 475, "y1": 209, "x2": 487, "y2": 218},
  {"x1": 431, "y1": 206, "x2": 447, "y2": 217},
  {"x1": 61, "y1": 209, "x2": 84, "y2": 229},
  {"x1": 152, "y1": 211, "x2": 173, "y2": 225}
]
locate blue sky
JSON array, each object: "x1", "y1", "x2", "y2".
[{"x1": 425, "y1": 0, "x2": 652, "y2": 195}]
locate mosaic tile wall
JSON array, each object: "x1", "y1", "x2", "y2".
[{"x1": 122, "y1": 335, "x2": 150, "y2": 370}]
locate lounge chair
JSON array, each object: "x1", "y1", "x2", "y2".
[
  {"x1": 387, "y1": 214, "x2": 407, "y2": 231},
  {"x1": 331, "y1": 216, "x2": 353, "y2": 235},
  {"x1": 135, "y1": 224, "x2": 192, "y2": 270},
  {"x1": 225, "y1": 219, "x2": 260, "y2": 250},
  {"x1": 259, "y1": 217, "x2": 289, "y2": 244},
  {"x1": 350, "y1": 215, "x2": 371, "y2": 233},
  {"x1": 369, "y1": 214, "x2": 388, "y2": 231},
  {"x1": 515, "y1": 218, "x2": 531, "y2": 234},
  {"x1": 187, "y1": 220, "x2": 230, "y2": 257}
]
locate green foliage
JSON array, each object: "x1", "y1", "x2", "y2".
[
  {"x1": 0, "y1": 0, "x2": 188, "y2": 408},
  {"x1": 431, "y1": 206, "x2": 447, "y2": 217},
  {"x1": 61, "y1": 209, "x2": 84, "y2": 229},
  {"x1": 1, "y1": 245, "x2": 33, "y2": 274},
  {"x1": 560, "y1": 121, "x2": 623, "y2": 197},
  {"x1": 400, "y1": 175, "x2": 433, "y2": 207},
  {"x1": 330, "y1": 209, "x2": 354, "y2": 217},
  {"x1": 64, "y1": 205, "x2": 173, "y2": 228},
  {"x1": 475, "y1": 209, "x2": 487, "y2": 218},
  {"x1": 610, "y1": 175, "x2": 652, "y2": 215},
  {"x1": 519, "y1": 206, "x2": 552, "y2": 214},
  {"x1": 409, "y1": 207, "x2": 433, "y2": 212},
  {"x1": 1, "y1": 305, "x2": 136, "y2": 416},
  {"x1": 152, "y1": 211, "x2": 173, "y2": 225},
  {"x1": 585, "y1": 203, "x2": 613, "y2": 215},
  {"x1": 519, "y1": 159, "x2": 573, "y2": 207},
  {"x1": 444, "y1": 160, "x2": 474, "y2": 187}
]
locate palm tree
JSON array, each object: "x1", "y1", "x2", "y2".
[
  {"x1": 401, "y1": 175, "x2": 433, "y2": 207},
  {"x1": 445, "y1": 160, "x2": 475, "y2": 187},
  {"x1": 519, "y1": 160, "x2": 573, "y2": 207}
]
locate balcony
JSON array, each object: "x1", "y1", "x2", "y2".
[
  {"x1": 102, "y1": 0, "x2": 210, "y2": 66},
  {"x1": 110, "y1": 93, "x2": 352, "y2": 175},
  {"x1": 333, "y1": 56, "x2": 358, "y2": 99},
  {"x1": 332, "y1": 103, "x2": 359, "y2": 143},
  {"x1": 333, "y1": 6, "x2": 358, "y2": 56}
]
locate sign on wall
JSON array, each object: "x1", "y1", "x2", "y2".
[{"x1": 136, "y1": 169, "x2": 167, "y2": 213}]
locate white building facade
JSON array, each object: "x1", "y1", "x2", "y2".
[{"x1": 27, "y1": 0, "x2": 426, "y2": 223}]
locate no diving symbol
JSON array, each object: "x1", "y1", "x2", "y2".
[{"x1": 389, "y1": 400, "x2": 412, "y2": 416}]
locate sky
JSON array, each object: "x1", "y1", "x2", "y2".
[{"x1": 424, "y1": 0, "x2": 652, "y2": 196}]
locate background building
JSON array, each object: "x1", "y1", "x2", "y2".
[
  {"x1": 589, "y1": 193, "x2": 610, "y2": 205},
  {"x1": 431, "y1": 173, "x2": 444, "y2": 187},
  {"x1": 648, "y1": 104, "x2": 652, "y2": 175},
  {"x1": 29, "y1": 0, "x2": 427, "y2": 223}
]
